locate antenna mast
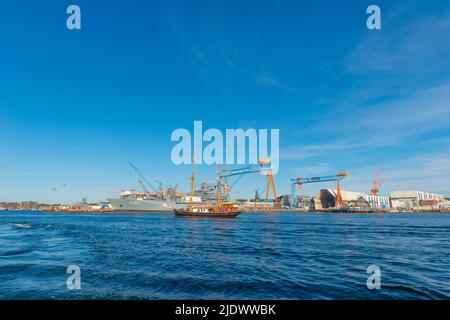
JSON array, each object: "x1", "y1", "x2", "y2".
[{"x1": 190, "y1": 153, "x2": 195, "y2": 211}]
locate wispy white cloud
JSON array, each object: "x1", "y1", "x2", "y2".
[
  {"x1": 349, "y1": 82, "x2": 450, "y2": 138},
  {"x1": 345, "y1": 150, "x2": 450, "y2": 195},
  {"x1": 192, "y1": 46, "x2": 210, "y2": 66},
  {"x1": 281, "y1": 9, "x2": 450, "y2": 197},
  {"x1": 346, "y1": 11, "x2": 450, "y2": 75},
  {"x1": 282, "y1": 80, "x2": 450, "y2": 164},
  {"x1": 282, "y1": 140, "x2": 371, "y2": 160},
  {"x1": 191, "y1": 43, "x2": 293, "y2": 93},
  {"x1": 258, "y1": 74, "x2": 278, "y2": 86},
  {"x1": 254, "y1": 72, "x2": 293, "y2": 92}
]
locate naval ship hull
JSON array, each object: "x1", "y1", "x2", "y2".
[{"x1": 108, "y1": 198, "x2": 181, "y2": 213}]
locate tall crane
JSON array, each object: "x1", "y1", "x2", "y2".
[
  {"x1": 259, "y1": 158, "x2": 278, "y2": 204},
  {"x1": 218, "y1": 158, "x2": 273, "y2": 202},
  {"x1": 128, "y1": 162, "x2": 157, "y2": 192},
  {"x1": 371, "y1": 169, "x2": 384, "y2": 196},
  {"x1": 290, "y1": 172, "x2": 348, "y2": 209}
]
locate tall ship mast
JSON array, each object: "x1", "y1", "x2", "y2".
[
  {"x1": 190, "y1": 153, "x2": 195, "y2": 211},
  {"x1": 175, "y1": 161, "x2": 241, "y2": 218}
]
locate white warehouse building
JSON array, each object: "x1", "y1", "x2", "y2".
[
  {"x1": 313, "y1": 190, "x2": 390, "y2": 209},
  {"x1": 363, "y1": 194, "x2": 391, "y2": 209},
  {"x1": 390, "y1": 190, "x2": 444, "y2": 210}
]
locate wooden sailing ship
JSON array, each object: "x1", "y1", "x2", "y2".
[{"x1": 174, "y1": 157, "x2": 241, "y2": 218}]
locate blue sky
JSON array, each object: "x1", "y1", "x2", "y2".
[{"x1": 1, "y1": 0, "x2": 450, "y2": 203}]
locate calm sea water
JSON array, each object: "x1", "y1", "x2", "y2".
[{"x1": 0, "y1": 210, "x2": 449, "y2": 300}]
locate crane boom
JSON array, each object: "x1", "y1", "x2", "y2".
[
  {"x1": 290, "y1": 172, "x2": 348, "y2": 208},
  {"x1": 137, "y1": 179, "x2": 150, "y2": 194},
  {"x1": 371, "y1": 169, "x2": 384, "y2": 196},
  {"x1": 220, "y1": 165, "x2": 270, "y2": 178},
  {"x1": 155, "y1": 180, "x2": 163, "y2": 192},
  {"x1": 218, "y1": 159, "x2": 273, "y2": 199},
  {"x1": 128, "y1": 162, "x2": 157, "y2": 192}
]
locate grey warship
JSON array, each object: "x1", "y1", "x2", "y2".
[{"x1": 108, "y1": 189, "x2": 182, "y2": 213}]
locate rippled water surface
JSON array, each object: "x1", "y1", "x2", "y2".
[{"x1": 1, "y1": 211, "x2": 449, "y2": 299}]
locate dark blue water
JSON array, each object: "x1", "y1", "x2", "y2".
[{"x1": 1, "y1": 211, "x2": 449, "y2": 299}]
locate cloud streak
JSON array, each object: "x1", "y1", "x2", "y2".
[
  {"x1": 346, "y1": 11, "x2": 450, "y2": 75},
  {"x1": 345, "y1": 150, "x2": 450, "y2": 195},
  {"x1": 254, "y1": 73, "x2": 293, "y2": 92}
]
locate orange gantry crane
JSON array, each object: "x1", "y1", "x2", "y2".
[
  {"x1": 259, "y1": 158, "x2": 278, "y2": 204},
  {"x1": 290, "y1": 172, "x2": 349, "y2": 208}
]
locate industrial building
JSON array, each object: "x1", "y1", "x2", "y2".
[
  {"x1": 311, "y1": 189, "x2": 445, "y2": 211},
  {"x1": 278, "y1": 195, "x2": 313, "y2": 209},
  {"x1": 363, "y1": 194, "x2": 391, "y2": 209},
  {"x1": 390, "y1": 190, "x2": 445, "y2": 210},
  {"x1": 313, "y1": 190, "x2": 371, "y2": 210},
  {"x1": 195, "y1": 182, "x2": 229, "y2": 203}
]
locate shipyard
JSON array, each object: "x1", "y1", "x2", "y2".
[
  {"x1": 2, "y1": 0, "x2": 450, "y2": 307},
  {"x1": 2, "y1": 161, "x2": 449, "y2": 215}
]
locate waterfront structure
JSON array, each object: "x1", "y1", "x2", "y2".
[
  {"x1": 306, "y1": 190, "x2": 445, "y2": 211},
  {"x1": 19, "y1": 201, "x2": 40, "y2": 210},
  {"x1": 241, "y1": 200, "x2": 278, "y2": 211},
  {"x1": 195, "y1": 181, "x2": 229, "y2": 203},
  {"x1": 290, "y1": 172, "x2": 348, "y2": 209},
  {"x1": 313, "y1": 189, "x2": 444, "y2": 211},
  {"x1": 363, "y1": 194, "x2": 391, "y2": 209},
  {"x1": 0, "y1": 201, "x2": 40, "y2": 210},
  {"x1": 195, "y1": 182, "x2": 216, "y2": 203},
  {"x1": 313, "y1": 190, "x2": 366, "y2": 209},
  {"x1": 313, "y1": 190, "x2": 391, "y2": 210},
  {"x1": 280, "y1": 195, "x2": 313, "y2": 209},
  {"x1": 438, "y1": 200, "x2": 450, "y2": 210},
  {"x1": 390, "y1": 190, "x2": 444, "y2": 210},
  {"x1": 0, "y1": 202, "x2": 20, "y2": 210}
]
